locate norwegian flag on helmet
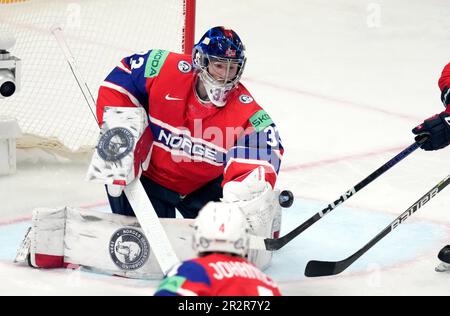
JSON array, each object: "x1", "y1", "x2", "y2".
[{"x1": 225, "y1": 48, "x2": 236, "y2": 57}]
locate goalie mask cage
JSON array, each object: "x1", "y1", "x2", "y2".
[{"x1": 0, "y1": 0, "x2": 196, "y2": 155}]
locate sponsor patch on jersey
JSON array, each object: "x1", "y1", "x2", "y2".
[
  {"x1": 109, "y1": 228, "x2": 150, "y2": 270},
  {"x1": 239, "y1": 94, "x2": 254, "y2": 104},
  {"x1": 249, "y1": 110, "x2": 274, "y2": 132},
  {"x1": 97, "y1": 127, "x2": 134, "y2": 162},
  {"x1": 178, "y1": 60, "x2": 192, "y2": 73},
  {"x1": 145, "y1": 49, "x2": 169, "y2": 78}
]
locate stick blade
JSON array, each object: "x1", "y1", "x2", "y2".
[
  {"x1": 264, "y1": 237, "x2": 282, "y2": 251},
  {"x1": 305, "y1": 260, "x2": 341, "y2": 277}
]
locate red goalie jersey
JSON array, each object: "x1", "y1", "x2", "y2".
[{"x1": 96, "y1": 50, "x2": 283, "y2": 195}]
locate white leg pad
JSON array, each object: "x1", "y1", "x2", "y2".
[
  {"x1": 30, "y1": 207, "x2": 67, "y2": 268},
  {"x1": 64, "y1": 207, "x2": 194, "y2": 279},
  {"x1": 22, "y1": 207, "x2": 196, "y2": 279},
  {"x1": 18, "y1": 203, "x2": 278, "y2": 279}
]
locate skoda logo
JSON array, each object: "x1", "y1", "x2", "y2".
[
  {"x1": 97, "y1": 127, "x2": 134, "y2": 162},
  {"x1": 178, "y1": 60, "x2": 192, "y2": 73},
  {"x1": 109, "y1": 228, "x2": 150, "y2": 270}
]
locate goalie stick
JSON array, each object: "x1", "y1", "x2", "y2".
[
  {"x1": 249, "y1": 136, "x2": 428, "y2": 251},
  {"x1": 51, "y1": 26, "x2": 179, "y2": 274},
  {"x1": 304, "y1": 173, "x2": 450, "y2": 277}
]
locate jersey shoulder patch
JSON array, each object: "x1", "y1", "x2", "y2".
[
  {"x1": 144, "y1": 49, "x2": 170, "y2": 78},
  {"x1": 177, "y1": 59, "x2": 193, "y2": 74},
  {"x1": 239, "y1": 94, "x2": 254, "y2": 104},
  {"x1": 249, "y1": 109, "x2": 274, "y2": 132},
  {"x1": 233, "y1": 83, "x2": 256, "y2": 104}
]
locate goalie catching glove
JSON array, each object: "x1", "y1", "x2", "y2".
[
  {"x1": 222, "y1": 166, "x2": 280, "y2": 237},
  {"x1": 222, "y1": 166, "x2": 271, "y2": 203},
  {"x1": 220, "y1": 166, "x2": 281, "y2": 269}
]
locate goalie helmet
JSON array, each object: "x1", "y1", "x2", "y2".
[
  {"x1": 192, "y1": 26, "x2": 246, "y2": 107},
  {"x1": 193, "y1": 202, "x2": 250, "y2": 257}
]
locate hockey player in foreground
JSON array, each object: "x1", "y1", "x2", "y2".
[
  {"x1": 95, "y1": 26, "x2": 283, "y2": 219},
  {"x1": 154, "y1": 202, "x2": 282, "y2": 296},
  {"x1": 412, "y1": 61, "x2": 450, "y2": 272}
]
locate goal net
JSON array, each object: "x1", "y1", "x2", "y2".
[{"x1": 0, "y1": 0, "x2": 195, "y2": 156}]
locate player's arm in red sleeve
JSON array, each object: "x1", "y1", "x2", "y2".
[
  {"x1": 223, "y1": 109, "x2": 284, "y2": 188},
  {"x1": 96, "y1": 51, "x2": 152, "y2": 125},
  {"x1": 439, "y1": 62, "x2": 450, "y2": 109}
]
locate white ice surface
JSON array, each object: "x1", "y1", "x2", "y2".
[{"x1": 1, "y1": 0, "x2": 450, "y2": 295}]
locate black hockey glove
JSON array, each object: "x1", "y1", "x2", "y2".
[{"x1": 412, "y1": 112, "x2": 450, "y2": 151}]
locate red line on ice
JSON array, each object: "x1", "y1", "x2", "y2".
[{"x1": 245, "y1": 77, "x2": 422, "y2": 122}]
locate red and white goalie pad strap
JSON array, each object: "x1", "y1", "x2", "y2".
[{"x1": 86, "y1": 106, "x2": 153, "y2": 189}]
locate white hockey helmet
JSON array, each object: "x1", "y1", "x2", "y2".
[{"x1": 193, "y1": 202, "x2": 250, "y2": 257}]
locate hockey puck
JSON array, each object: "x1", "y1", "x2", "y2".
[
  {"x1": 438, "y1": 245, "x2": 450, "y2": 264},
  {"x1": 279, "y1": 190, "x2": 294, "y2": 208}
]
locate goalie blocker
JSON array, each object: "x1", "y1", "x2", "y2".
[{"x1": 86, "y1": 106, "x2": 152, "y2": 196}]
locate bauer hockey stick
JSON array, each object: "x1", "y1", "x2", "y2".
[
  {"x1": 305, "y1": 173, "x2": 450, "y2": 277},
  {"x1": 249, "y1": 136, "x2": 428, "y2": 251},
  {"x1": 51, "y1": 26, "x2": 179, "y2": 274}
]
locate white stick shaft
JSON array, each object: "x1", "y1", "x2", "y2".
[
  {"x1": 51, "y1": 26, "x2": 97, "y2": 123},
  {"x1": 124, "y1": 181, "x2": 179, "y2": 274}
]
